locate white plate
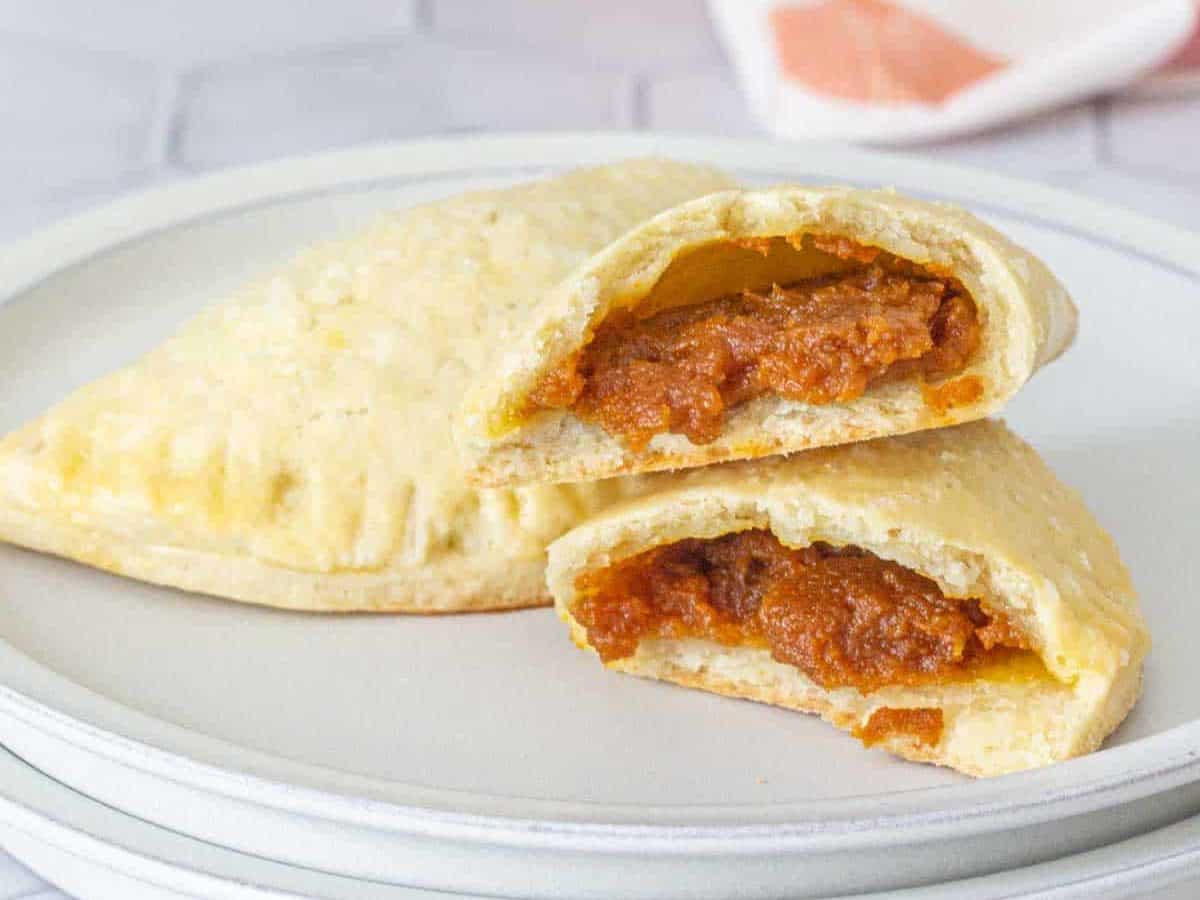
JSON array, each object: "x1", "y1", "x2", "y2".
[
  {"x1": 0, "y1": 745, "x2": 446, "y2": 899},
  {"x1": 1, "y1": 744, "x2": 1199, "y2": 900},
  {"x1": 0, "y1": 135, "x2": 1197, "y2": 898}
]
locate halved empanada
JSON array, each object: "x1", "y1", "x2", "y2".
[
  {"x1": 0, "y1": 160, "x2": 734, "y2": 611},
  {"x1": 461, "y1": 187, "x2": 1077, "y2": 486},
  {"x1": 546, "y1": 421, "x2": 1147, "y2": 776}
]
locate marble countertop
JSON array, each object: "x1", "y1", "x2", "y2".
[{"x1": 0, "y1": 2, "x2": 1196, "y2": 897}]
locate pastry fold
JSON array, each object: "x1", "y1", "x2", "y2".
[
  {"x1": 0, "y1": 160, "x2": 734, "y2": 612},
  {"x1": 461, "y1": 187, "x2": 1077, "y2": 486},
  {"x1": 546, "y1": 421, "x2": 1147, "y2": 776}
]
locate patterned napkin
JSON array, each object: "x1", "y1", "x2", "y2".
[{"x1": 709, "y1": 0, "x2": 1200, "y2": 143}]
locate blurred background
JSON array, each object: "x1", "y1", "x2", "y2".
[{"x1": 2, "y1": 0, "x2": 1199, "y2": 248}]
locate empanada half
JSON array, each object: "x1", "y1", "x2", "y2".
[
  {"x1": 546, "y1": 421, "x2": 1147, "y2": 776},
  {"x1": 0, "y1": 160, "x2": 734, "y2": 612},
  {"x1": 461, "y1": 187, "x2": 1077, "y2": 487}
]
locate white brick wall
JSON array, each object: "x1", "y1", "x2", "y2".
[
  {"x1": 923, "y1": 104, "x2": 1100, "y2": 177},
  {"x1": 0, "y1": 0, "x2": 419, "y2": 63},
  {"x1": 643, "y1": 70, "x2": 761, "y2": 134},
  {"x1": 0, "y1": 38, "x2": 158, "y2": 197},
  {"x1": 0, "y1": 0, "x2": 1196, "y2": 240},
  {"x1": 1106, "y1": 94, "x2": 1200, "y2": 178},
  {"x1": 429, "y1": 0, "x2": 725, "y2": 70},
  {"x1": 175, "y1": 38, "x2": 637, "y2": 169}
]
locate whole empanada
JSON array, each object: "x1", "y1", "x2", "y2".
[{"x1": 0, "y1": 160, "x2": 734, "y2": 611}]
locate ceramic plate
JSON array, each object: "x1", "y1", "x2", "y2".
[
  {"x1": 1, "y1": 744, "x2": 1199, "y2": 899},
  {"x1": 0, "y1": 135, "x2": 1197, "y2": 898}
]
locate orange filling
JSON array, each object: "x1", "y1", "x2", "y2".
[
  {"x1": 528, "y1": 238, "x2": 981, "y2": 450},
  {"x1": 573, "y1": 530, "x2": 1028, "y2": 694},
  {"x1": 854, "y1": 707, "x2": 945, "y2": 747}
]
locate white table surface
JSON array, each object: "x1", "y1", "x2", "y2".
[{"x1": 0, "y1": 2, "x2": 1197, "y2": 897}]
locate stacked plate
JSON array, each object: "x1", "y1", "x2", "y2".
[{"x1": 0, "y1": 136, "x2": 1197, "y2": 899}]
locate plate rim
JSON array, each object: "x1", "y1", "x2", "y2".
[
  {"x1": 0, "y1": 743, "x2": 444, "y2": 899},
  {"x1": 2, "y1": 739, "x2": 1200, "y2": 900},
  {"x1": 1, "y1": 132, "x2": 1198, "y2": 844}
]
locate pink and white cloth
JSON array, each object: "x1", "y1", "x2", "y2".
[{"x1": 709, "y1": 0, "x2": 1200, "y2": 143}]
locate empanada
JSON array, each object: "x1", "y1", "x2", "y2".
[
  {"x1": 0, "y1": 160, "x2": 734, "y2": 611},
  {"x1": 461, "y1": 187, "x2": 1077, "y2": 486},
  {"x1": 546, "y1": 421, "x2": 1147, "y2": 776}
]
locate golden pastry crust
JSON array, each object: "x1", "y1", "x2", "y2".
[
  {"x1": 547, "y1": 421, "x2": 1148, "y2": 776},
  {"x1": 0, "y1": 160, "x2": 735, "y2": 611},
  {"x1": 461, "y1": 187, "x2": 1077, "y2": 487}
]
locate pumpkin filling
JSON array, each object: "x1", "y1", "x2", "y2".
[
  {"x1": 572, "y1": 529, "x2": 1030, "y2": 695},
  {"x1": 527, "y1": 237, "x2": 982, "y2": 450},
  {"x1": 854, "y1": 707, "x2": 945, "y2": 748}
]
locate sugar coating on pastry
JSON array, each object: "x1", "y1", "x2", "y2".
[
  {"x1": 0, "y1": 160, "x2": 735, "y2": 611},
  {"x1": 546, "y1": 420, "x2": 1147, "y2": 776}
]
